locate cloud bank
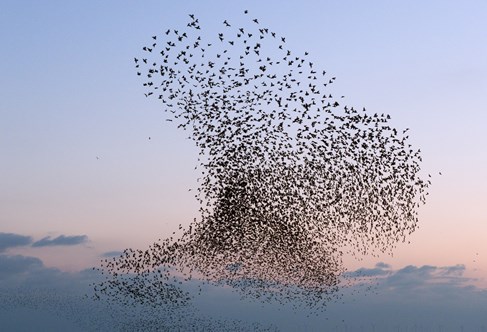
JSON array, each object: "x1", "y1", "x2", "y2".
[
  {"x1": 1, "y1": 253, "x2": 486, "y2": 331},
  {"x1": 0, "y1": 254, "x2": 43, "y2": 279},
  {"x1": 0, "y1": 252, "x2": 279, "y2": 331}
]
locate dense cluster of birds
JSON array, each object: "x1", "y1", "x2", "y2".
[{"x1": 94, "y1": 10, "x2": 430, "y2": 315}]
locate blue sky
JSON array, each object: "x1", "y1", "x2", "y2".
[{"x1": 1, "y1": 0, "x2": 487, "y2": 330}]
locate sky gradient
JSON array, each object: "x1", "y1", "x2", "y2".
[{"x1": 1, "y1": 0, "x2": 487, "y2": 330}]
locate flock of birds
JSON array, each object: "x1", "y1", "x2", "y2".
[
  {"x1": 0, "y1": 287, "x2": 277, "y2": 331},
  {"x1": 93, "y1": 10, "x2": 430, "y2": 319}
]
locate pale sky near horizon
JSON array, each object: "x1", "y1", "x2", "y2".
[{"x1": 1, "y1": 0, "x2": 487, "y2": 330}]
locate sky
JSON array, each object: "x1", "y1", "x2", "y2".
[{"x1": 1, "y1": 0, "x2": 487, "y2": 330}]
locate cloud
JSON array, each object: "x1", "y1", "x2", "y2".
[
  {"x1": 0, "y1": 254, "x2": 113, "y2": 331},
  {"x1": 0, "y1": 254, "x2": 82, "y2": 291},
  {"x1": 315, "y1": 263, "x2": 487, "y2": 331},
  {"x1": 343, "y1": 261, "x2": 392, "y2": 278},
  {"x1": 32, "y1": 235, "x2": 88, "y2": 247},
  {"x1": 0, "y1": 253, "x2": 278, "y2": 331},
  {"x1": 343, "y1": 263, "x2": 476, "y2": 295},
  {"x1": 0, "y1": 233, "x2": 90, "y2": 251},
  {"x1": 0, "y1": 232, "x2": 32, "y2": 252},
  {"x1": 0, "y1": 253, "x2": 100, "y2": 292},
  {"x1": 382, "y1": 264, "x2": 474, "y2": 293},
  {"x1": 0, "y1": 254, "x2": 43, "y2": 278},
  {"x1": 100, "y1": 251, "x2": 123, "y2": 258},
  {"x1": 375, "y1": 262, "x2": 391, "y2": 269},
  {"x1": 1, "y1": 254, "x2": 487, "y2": 331}
]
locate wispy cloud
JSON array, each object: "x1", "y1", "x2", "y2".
[
  {"x1": 0, "y1": 233, "x2": 32, "y2": 252},
  {"x1": 100, "y1": 251, "x2": 123, "y2": 258},
  {"x1": 344, "y1": 262, "x2": 392, "y2": 278},
  {"x1": 32, "y1": 235, "x2": 88, "y2": 248}
]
